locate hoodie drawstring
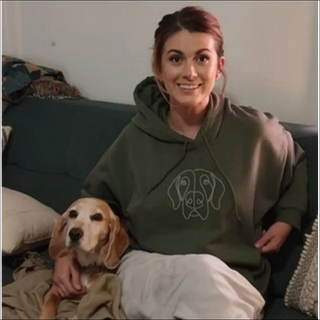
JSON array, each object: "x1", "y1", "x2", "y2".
[{"x1": 201, "y1": 131, "x2": 241, "y2": 222}]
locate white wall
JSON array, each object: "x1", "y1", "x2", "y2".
[{"x1": 2, "y1": 1, "x2": 318, "y2": 125}]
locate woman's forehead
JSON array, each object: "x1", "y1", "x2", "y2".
[{"x1": 163, "y1": 30, "x2": 216, "y2": 55}]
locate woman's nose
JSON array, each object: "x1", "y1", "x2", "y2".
[{"x1": 182, "y1": 62, "x2": 197, "y2": 80}]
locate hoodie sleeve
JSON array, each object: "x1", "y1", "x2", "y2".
[
  {"x1": 81, "y1": 148, "x2": 122, "y2": 215},
  {"x1": 274, "y1": 135, "x2": 308, "y2": 231}
]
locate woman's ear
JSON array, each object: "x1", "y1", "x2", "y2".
[
  {"x1": 154, "y1": 71, "x2": 162, "y2": 83},
  {"x1": 216, "y1": 56, "x2": 226, "y2": 79},
  {"x1": 103, "y1": 217, "x2": 130, "y2": 270},
  {"x1": 48, "y1": 213, "x2": 68, "y2": 260}
]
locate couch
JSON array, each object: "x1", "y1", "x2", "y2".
[{"x1": 2, "y1": 96, "x2": 318, "y2": 319}]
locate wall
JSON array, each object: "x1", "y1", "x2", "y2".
[{"x1": 2, "y1": 1, "x2": 318, "y2": 125}]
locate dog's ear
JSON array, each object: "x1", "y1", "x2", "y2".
[
  {"x1": 103, "y1": 217, "x2": 130, "y2": 270},
  {"x1": 48, "y1": 213, "x2": 68, "y2": 260},
  {"x1": 168, "y1": 174, "x2": 190, "y2": 210},
  {"x1": 209, "y1": 173, "x2": 225, "y2": 210}
]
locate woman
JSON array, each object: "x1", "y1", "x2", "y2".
[{"x1": 52, "y1": 6, "x2": 307, "y2": 319}]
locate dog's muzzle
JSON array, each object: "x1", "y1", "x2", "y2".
[{"x1": 68, "y1": 227, "x2": 83, "y2": 243}]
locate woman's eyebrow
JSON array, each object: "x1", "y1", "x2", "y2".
[{"x1": 167, "y1": 48, "x2": 212, "y2": 55}]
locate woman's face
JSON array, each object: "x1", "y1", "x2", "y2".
[{"x1": 159, "y1": 29, "x2": 225, "y2": 110}]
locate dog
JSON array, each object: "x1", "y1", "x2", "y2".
[{"x1": 39, "y1": 197, "x2": 130, "y2": 319}]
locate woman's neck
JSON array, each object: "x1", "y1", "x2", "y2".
[{"x1": 167, "y1": 104, "x2": 208, "y2": 140}]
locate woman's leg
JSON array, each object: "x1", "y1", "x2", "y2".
[{"x1": 117, "y1": 251, "x2": 265, "y2": 319}]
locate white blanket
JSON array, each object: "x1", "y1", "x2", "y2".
[{"x1": 117, "y1": 250, "x2": 265, "y2": 319}]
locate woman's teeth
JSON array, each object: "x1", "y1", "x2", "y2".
[{"x1": 179, "y1": 84, "x2": 200, "y2": 90}]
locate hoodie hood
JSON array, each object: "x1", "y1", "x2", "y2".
[
  {"x1": 132, "y1": 76, "x2": 224, "y2": 145},
  {"x1": 132, "y1": 76, "x2": 185, "y2": 144}
]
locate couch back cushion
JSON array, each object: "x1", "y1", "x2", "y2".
[{"x1": 2, "y1": 97, "x2": 136, "y2": 214}]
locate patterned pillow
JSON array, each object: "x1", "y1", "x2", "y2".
[
  {"x1": 284, "y1": 217, "x2": 318, "y2": 317},
  {"x1": 2, "y1": 125, "x2": 12, "y2": 151}
]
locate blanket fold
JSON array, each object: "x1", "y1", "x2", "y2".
[{"x1": 2, "y1": 253, "x2": 126, "y2": 319}]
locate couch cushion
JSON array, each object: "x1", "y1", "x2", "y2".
[
  {"x1": 2, "y1": 97, "x2": 136, "y2": 213},
  {"x1": 264, "y1": 298, "x2": 315, "y2": 319},
  {"x1": 2, "y1": 265, "x2": 15, "y2": 287},
  {"x1": 281, "y1": 123, "x2": 318, "y2": 231}
]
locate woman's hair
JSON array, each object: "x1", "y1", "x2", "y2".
[{"x1": 152, "y1": 6, "x2": 226, "y2": 100}]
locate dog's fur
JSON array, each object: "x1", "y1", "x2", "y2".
[{"x1": 39, "y1": 198, "x2": 130, "y2": 319}]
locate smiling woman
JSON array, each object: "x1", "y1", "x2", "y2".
[
  {"x1": 152, "y1": 7, "x2": 226, "y2": 139},
  {"x1": 160, "y1": 31, "x2": 223, "y2": 105},
  {"x1": 51, "y1": 5, "x2": 308, "y2": 319},
  {"x1": 158, "y1": 30, "x2": 225, "y2": 139}
]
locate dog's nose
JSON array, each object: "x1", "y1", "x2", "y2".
[{"x1": 69, "y1": 228, "x2": 83, "y2": 242}]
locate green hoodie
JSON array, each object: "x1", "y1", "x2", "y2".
[{"x1": 82, "y1": 76, "x2": 307, "y2": 295}]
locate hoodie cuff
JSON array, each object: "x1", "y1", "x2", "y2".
[{"x1": 275, "y1": 209, "x2": 304, "y2": 232}]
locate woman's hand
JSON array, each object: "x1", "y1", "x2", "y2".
[
  {"x1": 52, "y1": 254, "x2": 87, "y2": 298},
  {"x1": 255, "y1": 221, "x2": 293, "y2": 253}
]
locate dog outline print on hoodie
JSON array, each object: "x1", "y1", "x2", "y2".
[{"x1": 168, "y1": 169, "x2": 226, "y2": 220}]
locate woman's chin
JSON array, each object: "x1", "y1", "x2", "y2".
[{"x1": 171, "y1": 96, "x2": 204, "y2": 109}]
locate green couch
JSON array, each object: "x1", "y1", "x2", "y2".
[{"x1": 2, "y1": 97, "x2": 318, "y2": 319}]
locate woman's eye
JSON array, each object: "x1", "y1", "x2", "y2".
[
  {"x1": 169, "y1": 55, "x2": 182, "y2": 63},
  {"x1": 197, "y1": 55, "x2": 209, "y2": 63}
]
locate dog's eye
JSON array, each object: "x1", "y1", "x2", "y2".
[
  {"x1": 91, "y1": 213, "x2": 103, "y2": 221},
  {"x1": 69, "y1": 210, "x2": 78, "y2": 219}
]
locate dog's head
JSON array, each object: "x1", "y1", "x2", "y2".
[{"x1": 49, "y1": 198, "x2": 130, "y2": 270}]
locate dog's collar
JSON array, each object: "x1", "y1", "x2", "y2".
[{"x1": 79, "y1": 263, "x2": 106, "y2": 274}]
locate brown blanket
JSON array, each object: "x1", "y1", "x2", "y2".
[{"x1": 2, "y1": 255, "x2": 127, "y2": 319}]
